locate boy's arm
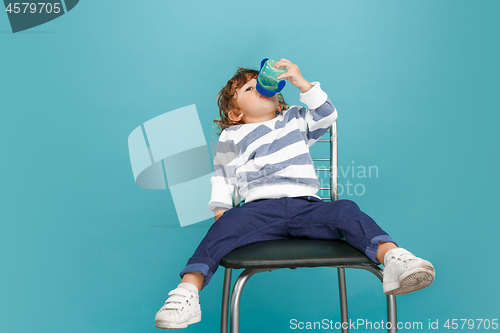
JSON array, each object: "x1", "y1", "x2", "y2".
[
  {"x1": 207, "y1": 129, "x2": 240, "y2": 214},
  {"x1": 275, "y1": 59, "x2": 337, "y2": 147},
  {"x1": 299, "y1": 83, "x2": 338, "y2": 147}
]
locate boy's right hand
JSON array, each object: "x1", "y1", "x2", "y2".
[{"x1": 275, "y1": 59, "x2": 314, "y2": 93}]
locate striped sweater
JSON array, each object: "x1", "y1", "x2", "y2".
[{"x1": 207, "y1": 82, "x2": 338, "y2": 211}]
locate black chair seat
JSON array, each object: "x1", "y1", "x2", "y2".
[{"x1": 220, "y1": 239, "x2": 377, "y2": 269}]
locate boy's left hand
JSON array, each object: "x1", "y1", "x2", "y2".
[{"x1": 275, "y1": 59, "x2": 314, "y2": 93}]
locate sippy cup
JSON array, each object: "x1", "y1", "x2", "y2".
[{"x1": 256, "y1": 58, "x2": 288, "y2": 97}]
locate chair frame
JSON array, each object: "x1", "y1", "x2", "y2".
[{"x1": 220, "y1": 121, "x2": 397, "y2": 333}]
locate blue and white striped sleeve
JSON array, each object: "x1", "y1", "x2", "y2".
[
  {"x1": 298, "y1": 82, "x2": 338, "y2": 147},
  {"x1": 207, "y1": 129, "x2": 241, "y2": 211}
]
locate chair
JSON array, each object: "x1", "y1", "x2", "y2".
[{"x1": 219, "y1": 121, "x2": 397, "y2": 333}]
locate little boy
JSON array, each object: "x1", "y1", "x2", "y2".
[{"x1": 155, "y1": 59, "x2": 435, "y2": 329}]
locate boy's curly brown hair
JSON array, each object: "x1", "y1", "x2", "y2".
[{"x1": 214, "y1": 67, "x2": 288, "y2": 136}]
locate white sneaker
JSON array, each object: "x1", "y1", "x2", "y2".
[
  {"x1": 155, "y1": 287, "x2": 201, "y2": 329},
  {"x1": 383, "y1": 248, "x2": 435, "y2": 295}
]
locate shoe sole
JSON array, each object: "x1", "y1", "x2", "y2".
[
  {"x1": 384, "y1": 266, "x2": 435, "y2": 295},
  {"x1": 155, "y1": 312, "x2": 201, "y2": 329}
]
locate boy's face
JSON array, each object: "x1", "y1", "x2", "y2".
[{"x1": 233, "y1": 78, "x2": 280, "y2": 124}]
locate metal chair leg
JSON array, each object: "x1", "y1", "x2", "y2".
[
  {"x1": 221, "y1": 268, "x2": 232, "y2": 333},
  {"x1": 337, "y1": 267, "x2": 349, "y2": 333},
  {"x1": 387, "y1": 295, "x2": 397, "y2": 333},
  {"x1": 230, "y1": 268, "x2": 269, "y2": 333},
  {"x1": 352, "y1": 265, "x2": 398, "y2": 333},
  {"x1": 223, "y1": 264, "x2": 398, "y2": 333}
]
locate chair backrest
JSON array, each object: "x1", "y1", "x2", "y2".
[{"x1": 313, "y1": 121, "x2": 338, "y2": 201}]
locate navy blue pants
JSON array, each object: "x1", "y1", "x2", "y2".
[{"x1": 180, "y1": 196, "x2": 395, "y2": 289}]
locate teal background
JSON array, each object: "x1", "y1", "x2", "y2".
[{"x1": 1, "y1": 0, "x2": 499, "y2": 332}]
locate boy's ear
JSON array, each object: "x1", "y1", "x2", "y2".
[{"x1": 228, "y1": 110, "x2": 244, "y2": 122}]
